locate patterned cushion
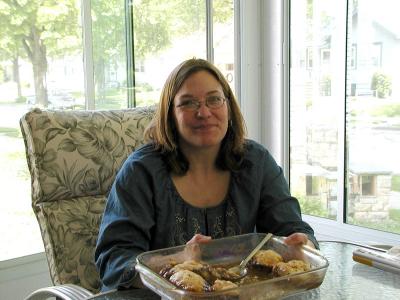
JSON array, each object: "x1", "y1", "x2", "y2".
[{"x1": 20, "y1": 107, "x2": 155, "y2": 293}]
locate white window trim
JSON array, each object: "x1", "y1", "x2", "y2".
[
  {"x1": 0, "y1": 252, "x2": 48, "y2": 281},
  {"x1": 234, "y1": 0, "x2": 241, "y2": 103},
  {"x1": 239, "y1": 1, "x2": 286, "y2": 165},
  {"x1": 0, "y1": 252, "x2": 51, "y2": 299},
  {"x1": 304, "y1": 215, "x2": 400, "y2": 245},
  {"x1": 237, "y1": 0, "x2": 262, "y2": 141}
]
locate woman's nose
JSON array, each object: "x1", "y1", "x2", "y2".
[{"x1": 196, "y1": 102, "x2": 212, "y2": 118}]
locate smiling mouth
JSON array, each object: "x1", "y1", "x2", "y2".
[{"x1": 193, "y1": 124, "x2": 216, "y2": 130}]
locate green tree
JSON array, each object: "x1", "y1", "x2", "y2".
[
  {"x1": 131, "y1": 0, "x2": 232, "y2": 60},
  {"x1": 91, "y1": 1, "x2": 126, "y2": 101},
  {"x1": 91, "y1": 0, "x2": 184, "y2": 100},
  {"x1": 0, "y1": 0, "x2": 80, "y2": 106},
  {"x1": 91, "y1": 0, "x2": 233, "y2": 101},
  {"x1": 0, "y1": 28, "x2": 24, "y2": 100},
  {"x1": 0, "y1": 0, "x2": 233, "y2": 105}
]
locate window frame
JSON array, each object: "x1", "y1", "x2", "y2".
[
  {"x1": 0, "y1": 0, "x2": 235, "y2": 268},
  {"x1": 280, "y1": 0, "x2": 400, "y2": 245}
]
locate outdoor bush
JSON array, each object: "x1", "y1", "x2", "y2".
[
  {"x1": 136, "y1": 82, "x2": 154, "y2": 92},
  {"x1": 372, "y1": 104, "x2": 400, "y2": 118},
  {"x1": 371, "y1": 71, "x2": 392, "y2": 98},
  {"x1": 296, "y1": 195, "x2": 329, "y2": 218},
  {"x1": 392, "y1": 175, "x2": 400, "y2": 191},
  {"x1": 305, "y1": 98, "x2": 313, "y2": 110}
]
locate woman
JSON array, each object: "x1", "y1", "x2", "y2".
[{"x1": 95, "y1": 58, "x2": 317, "y2": 291}]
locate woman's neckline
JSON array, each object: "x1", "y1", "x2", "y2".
[{"x1": 167, "y1": 174, "x2": 232, "y2": 210}]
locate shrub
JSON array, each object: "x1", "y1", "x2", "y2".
[
  {"x1": 392, "y1": 175, "x2": 400, "y2": 191},
  {"x1": 371, "y1": 72, "x2": 392, "y2": 98},
  {"x1": 372, "y1": 104, "x2": 400, "y2": 118},
  {"x1": 296, "y1": 195, "x2": 329, "y2": 218}
]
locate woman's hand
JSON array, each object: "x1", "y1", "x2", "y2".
[
  {"x1": 186, "y1": 233, "x2": 212, "y2": 245},
  {"x1": 150, "y1": 234, "x2": 212, "y2": 266},
  {"x1": 183, "y1": 234, "x2": 212, "y2": 261},
  {"x1": 284, "y1": 233, "x2": 315, "y2": 249}
]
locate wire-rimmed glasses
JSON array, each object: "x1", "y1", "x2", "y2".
[{"x1": 175, "y1": 96, "x2": 226, "y2": 111}]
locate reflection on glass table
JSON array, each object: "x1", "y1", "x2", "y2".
[{"x1": 87, "y1": 241, "x2": 400, "y2": 300}]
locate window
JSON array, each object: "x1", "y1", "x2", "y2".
[
  {"x1": 134, "y1": 60, "x2": 145, "y2": 73},
  {"x1": 306, "y1": 175, "x2": 321, "y2": 196},
  {"x1": 91, "y1": 0, "x2": 127, "y2": 110},
  {"x1": 0, "y1": 0, "x2": 86, "y2": 261},
  {"x1": 290, "y1": 0, "x2": 342, "y2": 220},
  {"x1": 360, "y1": 175, "x2": 377, "y2": 196},
  {"x1": 371, "y1": 42, "x2": 382, "y2": 67},
  {"x1": 306, "y1": 47, "x2": 313, "y2": 69},
  {"x1": 320, "y1": 49, "x2": 331, "y2": 66},
  {"x1": 130, "y1": 0, "x2": 208, "y2": 107},
  {"x1": 213, "y1": 0, "x2": 235, "y2": 88},
  {"x1": 350, "y1": 44, "x2": 357, "y2": 69},
  {"x1": 290, "y1": 0, "x2": 400, "y2": 235},
  {"x1": 0, "y1": 0, "x2": 234, "y2": 261}
]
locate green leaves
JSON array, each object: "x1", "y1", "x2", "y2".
[{"x1": 1, "y1": 0, "x2": 80, "y2": 58}]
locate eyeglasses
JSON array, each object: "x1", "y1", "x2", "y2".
[{"x1": 175, "y1": 96, "x2": 226, "y2": 111}]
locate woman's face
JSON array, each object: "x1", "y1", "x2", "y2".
[{"x1": 172, "y1": 70, "x2": 229, "y2": 152}]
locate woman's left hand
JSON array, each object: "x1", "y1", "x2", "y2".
[
  {"x1": 284, "y1": 233, "x2": 315, "y2": 249},
  {"x1": 186, "y1": 233, "x2": 212, "y2": 245},
  {"x1": 183, "y1": 234, "x2": 212, "y2": 261}
]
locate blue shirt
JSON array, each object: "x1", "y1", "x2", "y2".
[{"x1": 95, "y1": 139, "x2": 317, "y2": 291}]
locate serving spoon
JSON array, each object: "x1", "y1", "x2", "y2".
[{"x1": 229, "y1": 232, "x2": 273, "y2": 279}]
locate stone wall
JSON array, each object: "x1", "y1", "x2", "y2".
[{"x1": 350, "y1": 175, "x2": 391, "y2": 220}]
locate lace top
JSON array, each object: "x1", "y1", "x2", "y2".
[{"x1": 169, "y1": 177, "x2": 241, "y2": 246}]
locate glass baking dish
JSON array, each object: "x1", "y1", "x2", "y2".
[{"x1": 135, "y1": 233, "x2": 329, "y2": 299}]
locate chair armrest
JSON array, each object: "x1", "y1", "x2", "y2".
[{"x1": 24, "y1": 284, "x2": 94, "y2": 300}]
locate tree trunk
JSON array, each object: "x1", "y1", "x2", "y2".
[
  {"x1": 95, "y1": 58, "x2": 106, "y2": 103},
  {"x1": 12, "y1": 55, "x2": 22, "y2": 99},
  {"x1": 22, "y1": 26, "x2": 48, "y2": 106}
]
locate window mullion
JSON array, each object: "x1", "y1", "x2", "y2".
[
  {"x1": 337, "y1": 0, "x2": 351, "y2": 224},
  {"x1": 81, "y1": 0, "x2": 95, "y2": 110},
  {"x1": 238, "y1": 0, "x2": 262, "y2": 142},
  {"x1": 234, "y1": 0, "x2": 241, "y2": 105},
  {"x1": 125, "y1": 0, "x2": 136, "y2": 108},
  {"x1": 206, "y1": 0, "x2": 214, "y2": 63}
]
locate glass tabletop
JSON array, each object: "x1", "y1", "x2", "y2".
[
  {"x1": 88, "y1": 241, "x2": 400, "y2": 300},
  {"x1": 284, "y1": 241, "x2": 400, "y2": 299}
]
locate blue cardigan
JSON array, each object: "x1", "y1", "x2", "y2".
[{"x1": 95, "y1": 139, "x2": 317, "y2": 291}]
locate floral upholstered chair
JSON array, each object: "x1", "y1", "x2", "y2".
[{"x1": 20, "y1": 106, "x2": 155, "y2": 299}]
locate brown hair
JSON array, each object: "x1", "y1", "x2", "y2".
[{"x1": 145, "y1": 58, "x2": 247, "y2": 174}]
